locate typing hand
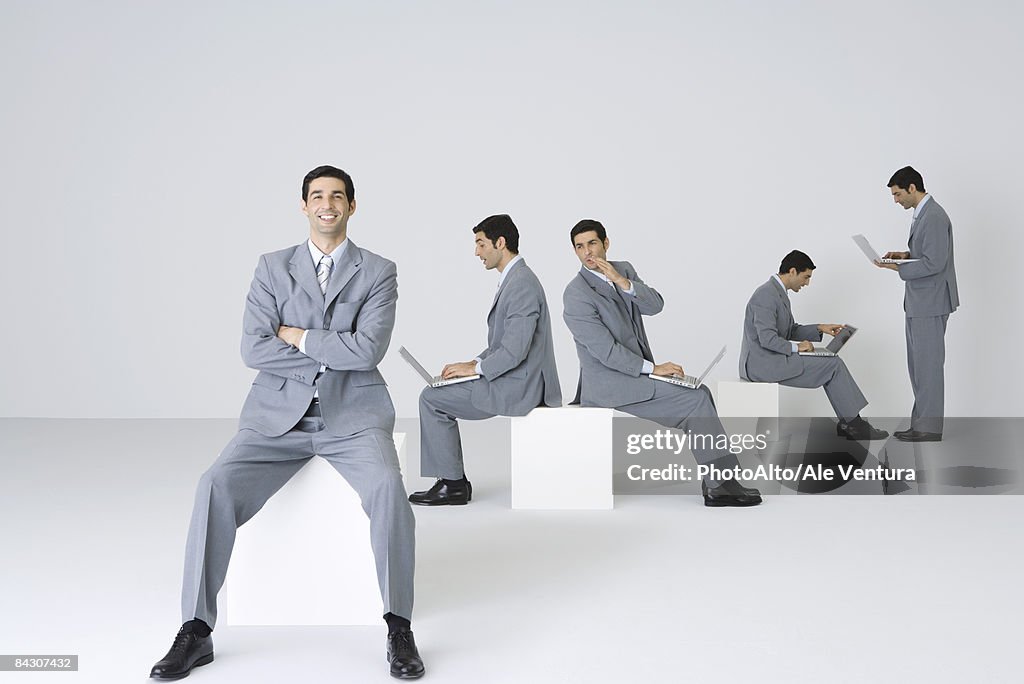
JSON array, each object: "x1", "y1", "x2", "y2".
[
  {"x1": 883, "y1": 251, "x2": 911, "y2": 260},
  {"x1": 441, "y1": 361, "x2": 478, "y2": 379},
  {"x1": 653, "y1": 362, "x2": 685, "y2": 378},
  {"x1": 797, "y1": 341, "x2": 815, "y2": 353}
]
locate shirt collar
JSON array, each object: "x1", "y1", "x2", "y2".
[
  {"x1": 913, "y1": 194, "x2": 931, "y2": 220},
  {"x1": 497, "y1": 254, "x2": 523, "y2": 290},
  {"x1": 308, "y1": 238, "x2": 349, "y2": 268},
  {"x1": 771, "y1": 273, "x2": 788, "y2": 294}
]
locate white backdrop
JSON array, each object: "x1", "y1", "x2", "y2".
[{"x1": 2, "y1": 0, "x2": 1021, "y2": 419}]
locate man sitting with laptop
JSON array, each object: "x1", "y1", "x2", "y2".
[
  {"x1": 563, "y1": 219, "x2": 762, "y2": 508},
  {"x1": 408, "y1": 214, "x2": 562, "y2": 506},
  {"x1": 739, "y1": 250, "x2": 887, "y2": 441}
]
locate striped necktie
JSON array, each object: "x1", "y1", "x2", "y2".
[{"x1": 317, "y1": 255, "x2": 333, "y2": 295}]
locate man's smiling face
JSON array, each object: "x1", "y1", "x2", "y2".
[{"x1": 302, "y1": 176, "x2": 355, "y2": 239}]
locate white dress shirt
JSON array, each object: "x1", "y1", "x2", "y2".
[{"x1": 299, "y1": 238, "x2": 349, "y2": 396}]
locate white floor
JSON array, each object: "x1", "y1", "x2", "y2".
[{"x1": 0, "y1": 418, "x2": 1021, "y2": 683}]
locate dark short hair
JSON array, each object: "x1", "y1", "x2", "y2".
[
  {"x1": 570, "y1": 219, "x2": 607, "y2": 245},
  {"x1": 779, "y1": 250, "x2": 816, "y2": 275},
  {"x1": 302, "y1": 165, "x2": 355, "y2": 203},
  {"x1": 473, "y1": 214, "x2": 519, "y2": 254},
  {"x1": 887, "y1": 166, "x2": 925, "y2": 193}
]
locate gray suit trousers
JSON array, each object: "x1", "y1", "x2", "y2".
[
  {"x1": 418, "y1": 383, "x2": 497, "y2": 480},
  {"x1": 772, "y1": 357, "x2": 867, "y2": 421},
  {"x1": 618, "y1": 383, "x2": 739, "y2": 486},
  {"x1": 906, "y1": 314, "x2": 948, "y2": 434},
  {"x1": 181, "y1": 417, "x2": 416, "y2": 627}
]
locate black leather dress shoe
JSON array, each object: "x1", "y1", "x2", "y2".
[
  {"x1": 150, "y1": 627, "x2": 214, "y2": 679},
  {"x1": 702, "y1": 480, "x2": 762, "y2": 507},
  {"x1": 837, "y1": 418, "x2": 889, "y2": 441},
  {"x1": 387, "y1": 628, "x2": 425, "y2": 679},
  {"x1": 409, "y1": 478, "x2": 472, "y2": 505},
  {"x1": 894, "y1": 430, "x2": 942, "y2": 442},
  {"x1": 731, "y1": 482, "x2": 762, "y2": 497}
]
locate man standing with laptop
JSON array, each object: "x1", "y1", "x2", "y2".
[
  {"x1": 149, "y1": 166, "x2": 424, "y2": 680},
  {"x1": 740, "y1": 250, "x2": 887, "y2": 440},
  {"x1": 876, "y1": 166, "x2": 959, "y2": 442},
  {"x1": 563, "y1": 219, "x2": 762, "y2": 507},
  {"x1": 409, "y1": 214, "x2": 562, "y2": 505}
]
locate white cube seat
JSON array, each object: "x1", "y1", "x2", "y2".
[
  {"x1": 224, "y1": 433, "x2": 407, "y2": 626},
  {"x1": 510, "y1": 407, "x2": 614, "y2": 510}
]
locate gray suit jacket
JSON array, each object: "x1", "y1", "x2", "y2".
[
  {"x1": 739, "y1": 277, "x2": 822, "y2": 382},
  {"x1": 471, "y1": 258, "x2": 562, "y2": 415},
  {"x1": 899, "y1": 197, "x2": 960, "y2": 318},
  {"x1": 563, "y1": 262, "x2": 664, "y2": 407},
  {"x1": 238, "y1": 240, "x2": 397, "y2": 437}
]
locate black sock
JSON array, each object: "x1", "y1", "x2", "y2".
[
  {"x1": 442, "y1": 476, "x2": 467, "y2": 486},
  {"x1": 182, "y1": 619, "x2": 212, "y2": 637},
  {"x1": 384, "y1": 612, "x2": 411, "y2": 634}
]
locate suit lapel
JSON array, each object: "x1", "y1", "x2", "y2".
[
  {"x1": 769, "y1": 277, "x2": 794, "y2": 331},
  {"x1": 909, "y1": 198, "x2": 931, "y2": 242},
  {"x1": 288, "y1": 243, "x2": 323, "y2": 303},
  {"x1": 324, "y1": 240, "x2": 362, "y2": 307},
  {"x1": 488, "y1": 258, "x2": 524, "y2": 319},
  {"x1": 580, "y1": 267, "x2": 628, "y2": 315},
  {"x1": 580, "y1": 267, "x2": 650, "y2": 360}
]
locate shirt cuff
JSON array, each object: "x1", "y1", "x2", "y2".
[
  {"x1": 474, "y1": 360, "x2": 482, "y2": 375},
  {"x1": 642, "y1": 360, "x2": 654, "y2": 374},
  {"x1": 298, "y1": 330, "x2": 309, "y2": 354},
  {"x1": 790, "y1": 341, "x2": 799, "y2": 353},
  {"x1": 621, "y1": 281, "x2": 635, "y2": 295}
]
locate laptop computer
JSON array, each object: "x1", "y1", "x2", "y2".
[
  {"x1": 649, "y1": 345, "x2": 727, "y2": 389},
  {"x1": 852, "y1": 234, "x2": 920, "y2": 264},
  {"x1": 399, "y1": 346, "x2": 480, "y2": 388},
  {"x1": 798, "y1": 325, "x2": 858, "y2": 357}
]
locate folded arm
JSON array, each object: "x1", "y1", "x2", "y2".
[
  {"x1": 240, "y1": 255, "x2": 322, "y2": 384},
  {"x1": 303, "y1": 261, "x2": 398, "y2": 370}
]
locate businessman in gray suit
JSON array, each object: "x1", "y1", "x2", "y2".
[
  {"x1": 563, "y1": 220, "x2": 762, "y2": 507},
  {"x1": 150, "y1": 166, "x2": 424, "y2": 680},
  {"x1": 409, "y1": 214, "x2": 562, "y2": 505},
  {"x1": 740, "y1": 250, "x2": 887, "y2": 440},
  {"x1": 877, "y1": 166, "x2": 959, "y2": 441}
]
